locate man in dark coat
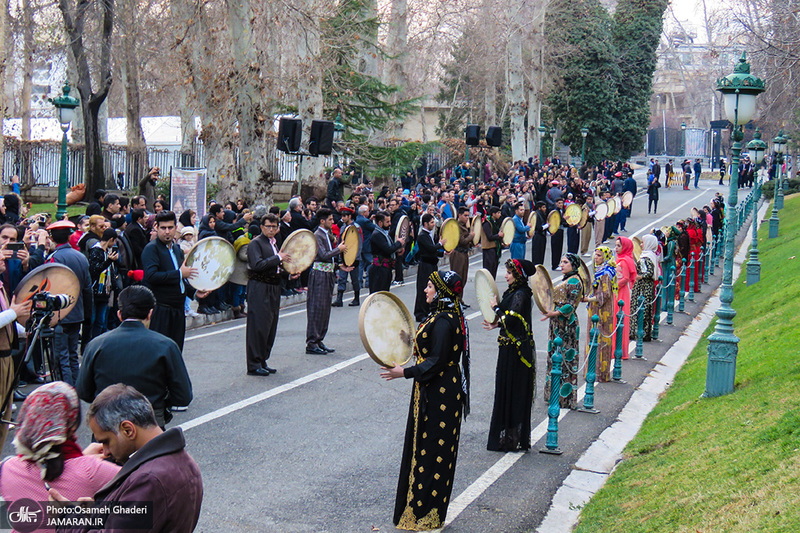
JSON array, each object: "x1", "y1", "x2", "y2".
[
  {"x1": 480, "y1": 207, "x2": 504, "y2": 278},
  {"x1": 414, "y1": 213, "x2": 443, "y2": 321},
  {"x1": 76, "y1": 286, "x2": 193, "y2": 428},
  {"x1": 531, "y1": 201, "x2": 548, "y2": 266},
  {"x1": 46, "y1": 220, "x2": 92, "y2": 386},
  {"x1": 305, "y1": 208, "x2": 347, "y2": 355},
  {"x1": 142, "y1": 211, "x2": 207, "y2": 351},
  {"x1": 50, "y1": 384, "x2": 203, "y2": 533},
  {"x1": 368, "y1": 211, "x2": 405, "y2": 294},
  {"x1": 123, "y1": 209, "x2": 148, "y2": 269},
  {"x1": 246, "y1": 213, "x2": 296, "y2": 375}
]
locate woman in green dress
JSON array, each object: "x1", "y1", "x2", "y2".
[
  {"x1": 587, "y1": 246, "x2": 617, "y2": 382},
  {"x1": 542, "y1": 253, "x2": 584, "y2": 409},
  {"x1": 381, "y1": 270, "x2": 470, "y2": 530}
]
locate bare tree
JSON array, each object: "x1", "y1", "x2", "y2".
[
  {"x1": 58, "y1": 0, "x2": 114, "y2": 198},
  {"x1": 117, "y1": 0, "x2": 147, "y2": 190}
]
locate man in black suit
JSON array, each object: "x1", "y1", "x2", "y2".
[
  {"x1": 368, "y1": 211, "x2": 405, "y2": 294},
  {"x1": 414, "y1": 213, "x2": 443, "y2": 321},
  {"x1": 141, "y1": 211, "x2": 208, "y2": 351},
  {"x1": 76, "y1": 285, "x2": 193, "y2": 428},
  {"x1": 124, "y1": 208, "x2": 148, "y2": 269}
]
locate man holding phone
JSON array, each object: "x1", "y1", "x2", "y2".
[{"x1": 139, "y1": 166, "x2": 160, "y2": 212}]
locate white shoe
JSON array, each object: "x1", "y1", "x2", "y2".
[{"x1": 186, "y1": 310, "x2": 200, "y2": 318}]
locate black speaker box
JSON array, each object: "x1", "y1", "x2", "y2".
[
  {"x1": 465, "y1": 124, "x2": 481, "y2": 146},
  {"x1": 309, "y1": 120, "x2": 335, "y2": 156},
  {"x1": 277, "y1": 117, "x2": 302, "y2": 153},
  {"x1": 486, "y1": 126, "x2": 502, "y2": 147}
]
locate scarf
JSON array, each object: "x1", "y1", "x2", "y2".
[
  {"x1": 616, "y1": 236, "x2": 638, "y2": 285},
  {"x1": 593, "y1": 246, "x2": 618, "y2": 292},
  {"x1": 563, "y1": 252, "x2": 582, "y2": 280},
  {"x1": 429, "y1": 271, "x2": 471, "y2": 417},
  {"x1": 641, "y1": 234, "x2": 661, "y2": 277}
]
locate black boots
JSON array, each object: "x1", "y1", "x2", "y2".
[
  {"x1": 349, "y1": 291, "x2": 360, "y2": 307},
  {"x1": 332, "y1": 290, "x2": 344, "y2": 307}
]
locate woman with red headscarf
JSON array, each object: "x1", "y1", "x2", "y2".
[
  {"x1": 0, "y1": 382, "x2": 120, "y2": 509},
  {"x1": 685, "y1": 218, "x2": 703, "y2": 293},
  {"x1": 615, "y1": 237, "x2": 637, "y2": 360}
]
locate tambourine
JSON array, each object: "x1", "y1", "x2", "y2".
[
  {"x1": 563, "y1": 204, "x2": 582, "y2": 227},
  {"x1": 15, "y1": 263, "x2": 80, "y2": 326},
  {"x1": 547, "y1": 210, "x2": 561, "y2": 235},
  {"x1": 440, "y1": 219, "x2": 460, "y2": 252},
  {"x1": 341, "y1": 225, "x2": 361, "y2": 267},
  {"x1": 594, "y1": 202, "x2": 608, "y2": 221},
  {"x1": 471, "y1": 215, "x2": 483, "y2": 246},
  {"x1": 359, "y1": 291, "x2": 414, "y2": 367},
  {"x1": 500, "y1": 217, "x2": 515, "y2": 246},
  {"x1": 184, "y1": 236, "x2": 236, "y2": 291},
  {"x1": 280, "y1": 229, "x2": 318, "y2": 274},
  {"x1": 622, "y1": 191, "x2": 634, "y2": 208},
  {"x1": 474, "y1": 268, "x2": 500, "y2": 323},
  {"x1": 531, "y1": 264, "x2": 554, "y2": 315}
]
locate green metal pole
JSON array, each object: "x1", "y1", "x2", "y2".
[
  {"x1": 704, "y1": 124, "x2": 744, "y2": 398},
  {"x1": 56, "y1": 129, "x2": 69, "y2": 221},
  {"x1": 747, "y1": 175, "x2": 761, "y2": 285},
  {"x1": 678, "y1": 263, "x2": 686, "y2": 312},
  {"x1": 542, "y1": 336, "x2": 564, "y2": 454},
  {"x1": 710, "y1": 235, "x2": 716, "y2": 276},
  {"x1": 634, "y1": 295, "x2": 644, "y2": 358},
  {"x1": 666, "y1": 265, "x2": 675, "y2": 325},
  {"x1": 611, "y1": 300, "x2": 625, "y2": 383},
  {"x1": 688, "y1": 251, "x2": 695, "y2": 302},
  {"x1": 702, "y1": 244, "x2": 709, "y2": 284},
  {"x1": 581, "y1": 137, "x2": 587, "y2": 163},
  {"x1": 579, "y1": 316, "x2": 600, "y2": 414},
  {"x1": 653, "y1": 276, "x2": 662, "y2": 340},
  {"x1": 776, "y1": 156, "x2": 784, "y2": 210},
  {"x1": 769, "y1": 154, "x2": 781, "y2": 238}
]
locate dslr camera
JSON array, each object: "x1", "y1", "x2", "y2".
[{"x1": 31, "y1": 291, "x2": 71, "y2": 315}]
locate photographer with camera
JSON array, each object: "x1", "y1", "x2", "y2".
[
  {"x1": 87, "y1": 228, "x2": 122, "y2": 340},
  {"x1": 46, "y1": 220, "x2": 92, "y2": 387},
  {"x1": 139, "y1": 167, "x2": 160, "y2": 212}
]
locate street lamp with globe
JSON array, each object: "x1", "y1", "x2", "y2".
[{"x1": 49, "y1": 84, "x2": 80, "y2": 221}]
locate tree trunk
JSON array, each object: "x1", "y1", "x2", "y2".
[
  {"x1": 20, "y1": 0, "x2": 34, "y2": 141},
  {"x1": 119, "y1": 0, "x2": 148, "y2": 192},
  {"x1": 0, "y1": 0, "x2": 5, "y2": 182},
  {"x1": 295, "y1": 0, "x2": 324, "y2": 196},
  {"x1": 179, "y1": 93, "x2": 196, "y2": 167},
  {"x1": 383, "y1": 0, "x2": 407, "y2": 138},
  {"x1": 527, "y1": 87, "x2": 537, "y2": 159},
  {"x1": 507, "y1": 31, "x2": 525, "y2": 161},
  {"x1": 58, "y1": 0, "x2": 115, "y2": 200},
  {"x1": 224, "y1": 0, "x2": 271, "y2": 206},
  {"x1": 66, "y1": 42, "x2": 84, "y2": 142}
]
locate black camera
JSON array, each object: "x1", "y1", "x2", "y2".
[{"x1": 31, "y1": 292, "x2": 71, "y2": 314}]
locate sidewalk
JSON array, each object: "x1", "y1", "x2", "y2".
[{"x1": 535, "y1": 199, "x2": 769, "y2": 532}]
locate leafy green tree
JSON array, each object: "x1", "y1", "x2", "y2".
[
  {"x1": 546, "y1": 0, "x2": 621, "y2": 163},
  {"x1": 611, "y1": 0, "x2": 669, "y2": 158}
]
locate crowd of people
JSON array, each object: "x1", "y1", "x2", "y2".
[{"x1": 0, "y1": 151, "x2": 740, "y2": 531}]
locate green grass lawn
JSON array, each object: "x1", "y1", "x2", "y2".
[
  {"x1": 575, "y1": 194, "x2": 800, "y2": 532},
  {"x1": 27, "y1": 202, "x2": 85, "y2": 219}
]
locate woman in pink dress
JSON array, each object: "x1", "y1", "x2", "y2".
[
  {"x1": 615, "y1": 237, "x2": 637, "y2": 360},
  {"x1": 0, "y1": 382, "x2": 120, "y2": 529}
]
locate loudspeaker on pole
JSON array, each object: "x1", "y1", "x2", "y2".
[
  {"x1": 465, "y1": 124, "x2": 481, "y2": 146},
  {"x1": 277, "y1": 117, "x2": 302, "y2": 153},
  {"x1": 486, "y1": 126, "x2": 502, "y2": 147},
  {"x1": 309, "y1": 120, "x2": 335, "y2": 156}
]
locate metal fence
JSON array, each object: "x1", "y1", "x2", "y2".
[{"x1": 2, "y1": 135, "x2": 462, "y2": 192}]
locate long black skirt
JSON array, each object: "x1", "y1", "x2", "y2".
[{"x1": 487, "y1": 342, "x2": 535, "y2": 452}]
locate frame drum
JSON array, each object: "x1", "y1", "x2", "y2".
[
  {"x1": 527, "y1": 212, "x2": 537, "y2": 238},
  {"x1": 15, "y1": 263, "x2": 80, "y2": 326},
  {"x1": 359, "y1": 291, "x2": 414, "y2": 367},
  {"x1": 579, "y1": 205, "x2": 589, "y2": 228},
  {"x1": 395, "y1": 215, "x2": 411, "y2": 242},
  {"x1": 632, "y1": 236, "x2": 642, "y2": 262},
  {"x1": 577, "y1": 257, "x2": 592, "y2": 295},
  {"x1": 471, "y1": 215, "x2": 483, "y2": 246},
  {"x1": 474, "y1": 268, "x2": 500, "y2": 323},
  {"x1": 564, "y1": 204, "x2": 582, "y2": 226},
  {"x1": 183, "y1": 236, "x2": 236, "y2": 291},
  {"x1": 605, "y1": 197, "x2": 617, "y2": 217},
  {"x1": 500, "y1": 217, "x2": 515, "y2": 246},
  {"x1": 531, "y1": 264, "x2": 554, "y2": 314},
  {"x1": 440, "y1": 219, "x2": 460, "y2": 252},
  {"x1": 342, "y1": 225, "x2": 361, "y2": 267},
  {"x1": 594, "y1": 202, "x2": 608, "y2": 221},
  {"x1": 622, "y1": 190, "x2": 634, "y2": 208},
  {"x1": 547, "y1": 210, "x2": 561, "y2": 235},
  {"x1": 613, "y1": 196, "x2": 622, "y2": 214},
  {"x1": 280, "y1": 229, "x2": 318, "y2": 274}
]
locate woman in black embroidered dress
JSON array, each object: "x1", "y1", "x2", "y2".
[
  {"x1": 381, "y1": 270, "x2": 470, "y2": 531},
  {"x1": 483, "y1": 259, "x2": 536, "y2": 452}
]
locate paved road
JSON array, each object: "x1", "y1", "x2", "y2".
[{"x1": 9, "y1": 176, "x2": 755, "y2": 532}]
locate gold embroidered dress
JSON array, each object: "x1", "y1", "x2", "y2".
[{"x1": 545, "y1": 274, "x2": 583, "y2": 409}]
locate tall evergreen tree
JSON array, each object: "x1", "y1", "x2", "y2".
[
  {"x1": 546, "y1": 0, "x2": 621, "y2": 163},
  {"x1": 611, "y1": 0, "x2": 669, "y2": 158}
]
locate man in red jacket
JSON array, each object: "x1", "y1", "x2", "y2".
[{"x1": 49, "y1": 384, "x2": 203, "y2": 532}]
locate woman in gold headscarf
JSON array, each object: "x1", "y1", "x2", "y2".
[{"x1": 586, "y1": 246, "x2": 618, "y2": 382}]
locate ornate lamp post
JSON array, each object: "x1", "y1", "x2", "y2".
[
  {"x1": 538, "y1": 125, "x2": 547, "y2": 163},
  {"x1": 704, "y1": 52, "x2": 764, "y2": 398},
  {"x1": 681, "y1": 122, "x2": 687, "y2": 157},
  {"x1": 580, "y1": 126, "x2": 589, "y2": 163},
  {"x1": 550, "y1": 127, "x2": 557, "y2": 160},
  {"x1": 332, "y1": 113, "x2": 345, "y2": 168},
  {"x1": 49, "y1": 84, "x2": 80, "y2": 221},
  {"x1": 768, "y1": 131, "x2": 786, "y2": 238},
  {"x1": 746, "y1": 128, "x2": 766, "y2": 285},
  {"x1": 775, "y1": 131, "x2": 787, "y2": 211}
]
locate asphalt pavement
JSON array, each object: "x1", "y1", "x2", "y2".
[{"x1": 5, "y1": 175, "x2": 754, "y2": 532}]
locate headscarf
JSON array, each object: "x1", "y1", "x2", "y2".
[
  {"x1": 505, "y1": 258, "x2": 535, "y2": 292},
  {"x1": 593, "y1": 246, "x2": 618, "y2": 292},
  {"x1": 563, "y1": 253, "x2": 581, "y2": 280},
  {"x1": 641, "y1": 234, "x2": 661, "y2": 277},
  {"x1": 13, "y1": 382, "x2": 81, "y2": 473},
  {"x1": 428, "y1": 271, "x2": 470, "y2": 417},
  {"x1": 616, "y1": 236, "x2": 638, "y2": 285}
]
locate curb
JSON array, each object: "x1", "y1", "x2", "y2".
[{"x1": 535, "y1": 199, "x2": 770, "y2": 533}]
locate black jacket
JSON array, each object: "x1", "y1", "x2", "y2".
[
  {"x1": 142, "y1": 239, "x2": 195, "y2": 308},
  {"x1": 124, "y1": 222, "x2": 148, "y2": 269}
]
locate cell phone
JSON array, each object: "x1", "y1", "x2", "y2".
[{"x1": 6, "y1": 242, "x2": 24, "y2": 252}]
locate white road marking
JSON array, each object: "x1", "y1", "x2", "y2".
[{"x1": 185, "y1": 308, "x2": 306, "y2": 341}]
